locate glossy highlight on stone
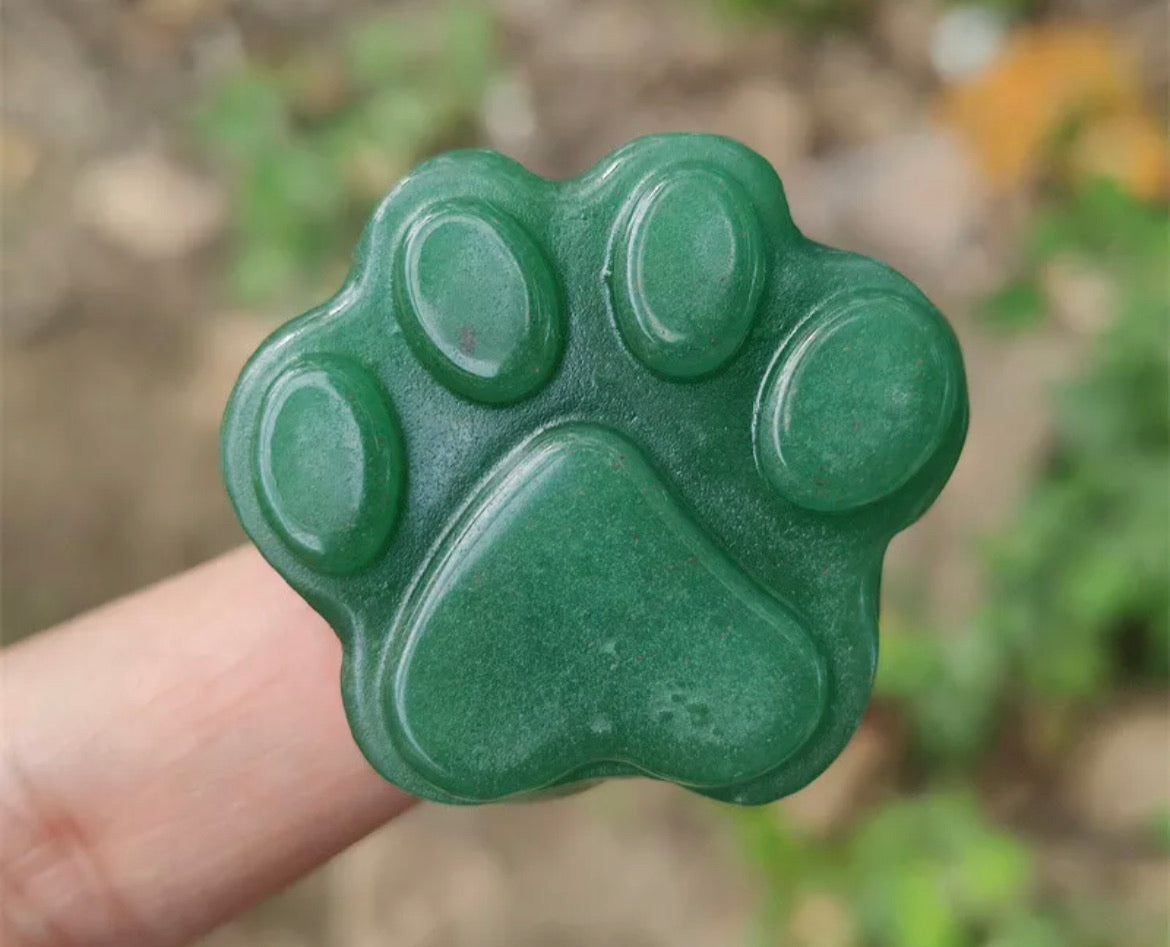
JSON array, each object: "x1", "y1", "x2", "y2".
[
  {"x1": 756, "y1": 291, "x2": 959, "y2": 513},
  {"x1": 394, "y1": 198, "x2": 563, "y2": 404},
  {"x1": 609, "y1": 165, "x2": 765, "y2": 379},
  {"x1": 221, "y1": 134, "x2": 969, "y2": 806},
  {"x1": 254, "y1": 357, "x2": 404, "y2": 575}
]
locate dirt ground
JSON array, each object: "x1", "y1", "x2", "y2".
[{"x1": 3, "y1": 1, "x2": 1166, "y2": 945}]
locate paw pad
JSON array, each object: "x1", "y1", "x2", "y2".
[
  {"x1": 222, "y1": 134, "x2": 968, "y2": 805},
  {"x1": 394, "y1": 198, "x2": 564, "y2": 404},
  {"x1": 609, "y1": 164, "x2": 765, "y2": 378},
  {"x1": 256, "y1": 357, "x2": 404, "y2": 574},
  {"x1": 755, "y1": 290, "x2": 959, "y2": 513}
]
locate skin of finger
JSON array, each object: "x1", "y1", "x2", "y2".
[{"x1": 0, "y1": 547, "x2": 414, "y2": 947}]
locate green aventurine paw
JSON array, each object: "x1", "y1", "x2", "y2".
[
  {"x1": 393, "y1": 426, "x2": 825, "y2": 800},
  {"x1": 221, "y1": 134, "x2": 968, "y2": 805}
]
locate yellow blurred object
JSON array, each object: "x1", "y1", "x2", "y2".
[
  {"x1": 941, "y1": 24, "x2": 1168, "y2": 198},
  {"x1": 1067, "y1": 110, "x2": 1170, "y2": 202}
]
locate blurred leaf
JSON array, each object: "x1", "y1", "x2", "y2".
[
  {"x1": 197, "y1": 2, "x2": 496, "y2": 305},
  {"x1": 958, "y1": 828, "x2": 1034, "y2": 916},
  {"x1": 1029, "y1": 179, "x2": 1169, "y2": 268},
  {"x1": 985, "y1": 221, "x2": 1170, "y2": 696},
  {"x1": 716, "y1": 0, "x2": 864, "y2": 32},
  {"x1": 732, "y1": 804, "x2": 821, "y2": 935},
  {"x1": 445, "y1": 3, "x2": 497, "y2": 98},
  {"x1": 195, "y1": 72, "x2": 289, "y2": 162},
  {"x1": 345, "y1": 16, "x2": 411, "y2": 88},
  {"x1": 982, "y1": 279, "x2": 1047, "y2": 333},
  {"x1": 876, "y1": 623, "x2": 1005, "y2": 764},
  {"x1": 344, "y1": 2, "x2": 494, "y2": 95},
  {"x1": 984, "y1": 913, "x2": 1068, "y2": 947},
  {"x1": 850, "y1": 794, "x2": 1036, "y2": 946},
  {"x1": 955, "y1": 0, "x2": 1044, "y2": 16},
  {"x1": 1148, "y1": 809, "x2": 1170, "y2": 854},
  {"x1": 889, "y1": 867, "x2": 964, "y2": 947},
  {"x1": 241, "y1": 146, "x2": 348, "y2": 232},
  {"x1": 231, "y1": 240, "x2": 302, "y2": 303}
]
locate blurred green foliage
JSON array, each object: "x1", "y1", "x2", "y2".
[
  {"x1": 717, "y1": 0, "x2": 1042, "y2": 31},
  {"x1": 195, "y1": 3, "x2": 495, "y2": 303},
  {"x1": 716, "y1": 0, "x2": 865, "y2": 32},
  {"x1": 949, "y1": 0, "x2": 1045, "y2": 17},
  {"x1": 740, "y1": 181, "x2": 1168, "y2": 944},
  {"x1": 982, "y1": 182, "x2": 1169, "y2": 696},
  {"x1": 736, "y1": 793, "x2": 1073, "y2": 946},
  {"x1": 1150, "y1": 809, "x2": 1170, "y2": 854},
  {"x1": 882, "y1": 182, "x2": 1168, "y2": 766}
]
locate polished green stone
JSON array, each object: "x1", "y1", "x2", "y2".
[
  {"x1": 391, "y1": 425, "x2": 825, "y2": 801},
  {"x1": 610, "y1": 165, "x2": 765, "y2": 379},
  {"x1": 394, "y1": 197, "x2": 563, "y2": 404},
  {"x1": 221, "y1": 134, "x2": 968, "y2": 805},
  {"x1": 255, "y1": 356, "x2": 405, "y2": 575}
]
